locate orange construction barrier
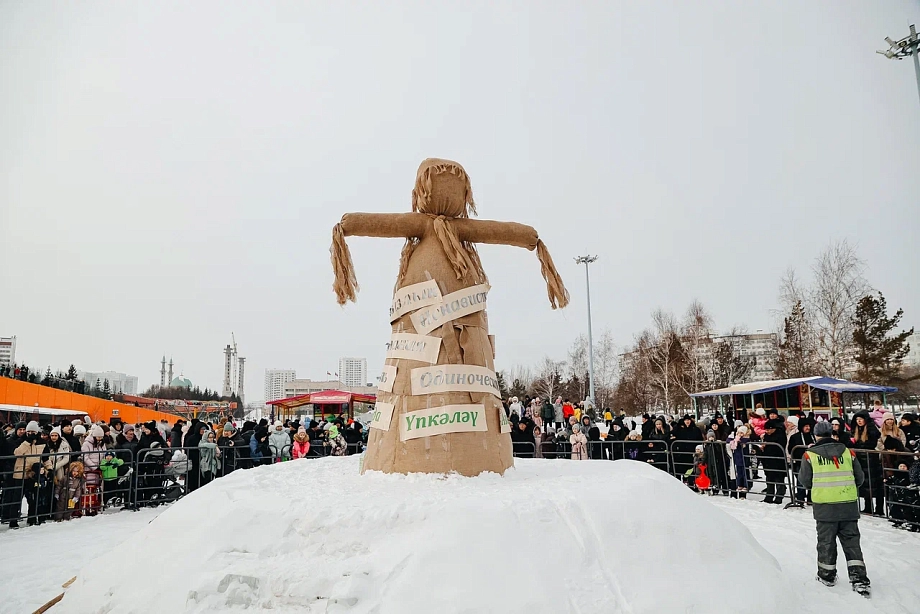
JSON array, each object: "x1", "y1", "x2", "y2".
[{"x1": 0, "y1": 377, "x2": 183, "y2": 425}]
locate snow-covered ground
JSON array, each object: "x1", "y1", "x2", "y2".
[
  {"x1": 0, "y1": 507, "x2": 163, "y2": 613},
  {"x1": 1, "y1": 458, "x2": 918, "y2": 613}
]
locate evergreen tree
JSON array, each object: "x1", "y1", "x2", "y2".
[
  {"x1": 66, "y1": 364, "x2": 77, "y2": 381},
  {"x1": 496, "y1": 371, "x2": 510, "y2": 400},
  {"x1": 94, "y1": 378, "x2": 102, "y2": 394},
  {"x1": 103, "y1": 379, "x2": 111, "y2": 399},
  {"x1": 775, "y1": 300, "x2": 818, "y2": 378},
  {"x1": 509, "y1": 378, "x2": 528, "y2": 400},
  {"x1": 43, "y1": 367, "x2": 53, "y2": 384},
  {"x1": 852, "y1": 292, "x2": 913, "y2": 384}
]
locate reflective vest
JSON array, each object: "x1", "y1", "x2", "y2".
[{"x1": 806, "y1": 449, "x2": 858, "y2": 504}]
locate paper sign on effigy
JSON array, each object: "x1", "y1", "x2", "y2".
[
  {"x1": 499, "y1": 405, "x2": 512, "y2": 434},
  {"x1": 378, "y1": 364, "x2": 398, "y2": 393},
  {"x1": 370, "y1": 401, "x2": 395, "y2": 431},
  {"x1": 390, "y1": 279, "x2": 442, "y2": 322},
  {"x1": 385, "y1": 332, "x2": 441, "y2": 364},
  {"x1": 409, "y1": 284, "x2": 489, "y2": 336},
  {"x1": 399, "y1": 404, "x2": 488, "y2": 441},
  {"x1": 410, "y1": 365, "x2": 501, "y2": 398}
]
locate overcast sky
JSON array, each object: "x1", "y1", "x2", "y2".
[{"x1": 2, "y1": 1, "x2": 918, "y2": 403}]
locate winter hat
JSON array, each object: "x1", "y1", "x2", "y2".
[
  {"x1": 901, "y1": 413, "x2": 917, "y2": 423},
  {"x1": 74, "y1": 425, "x2": 86, "y2": 436},
  {"x1": 72, "y1": 419, "x2": 82, "y2": 427},
  {"x1": 736, "y1": 425, "x2": 749, "y2": 436},
  {"x1": 328, "y1": 425, "x2": 339, "y2": 438},
  {"x1": 695, "y1": 444, "x2": 704, "y2": 453},
  {"x1": 25, "y1": 420, "x2": 41, "y2": 434},
  {"x1": 274, "y1": 421, "x2": 283, "y2": 430},
  {"x1": 145, "y1": 421, "x2": 157, "y2": 432},
  {"x1": 765, "y1": 418, "x2": 784, "y2": 431},
  {"x1": 224, "y1": 422, "x2": 236, "y2": 433},
  {"x1": 90, "y1": 425, "x2": 105, "y2": 439},
  {"x1": 734, "y1": 419, "x2": 743, "y2": 428},
  {"x1": 814, "y1": 421, "x2": 833, "y2": 438},
  {"x1": 883, "y1": 412, "x2": 895, "y2": 423},
  {"x1": 297, "y1": 426, "x2": 307, "y2": 434},
  {"x1": 124, "y1": 423, "x2": 135, "y2": 433},
  {"x1": 755, "y1": 408, "x2": 766, "y2": 417},
  {"x1": 51, "y1": 426, "x2": 62, "y2": 437}
]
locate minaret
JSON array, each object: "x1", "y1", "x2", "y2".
[
  {"x1": 168, "y1": 358, "x2": 174, "y2": 386},
  {"x1": 160, "y1": 356, "x2": 166, "y2": 387},
  {"x1": 237, "y1": 357, "x2": 246, "y2": 404},
  {"x1": 222, "y1": 345, "x2": 232, "y2": 397}
]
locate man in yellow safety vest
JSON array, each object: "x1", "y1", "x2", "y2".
[{"x1": 798, "y1": 420, "x2": 870, "y2": 597}]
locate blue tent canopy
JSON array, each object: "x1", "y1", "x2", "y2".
[{"x1": 689, "y1": 376, "x2": 897, "y2": 398}]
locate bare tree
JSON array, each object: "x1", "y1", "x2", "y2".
[
  {"x1": 531, "y1": 356, "x2": 565, "y2": 402},
  {"x1": 642, "y1": 309, "x2": 687, "y2": 413},
  {"x1": 677, "y1": 300, "x2": 714, "y2": 397},
  {"x1": 810, "y1": 240, "x2": 870, "y2": 377},
  {"x1": 593, "y1": 329, "x2": 617, "y2": 410},
  {"x1": 567, "y1": 334, "x2": 588, "y2": 402}
]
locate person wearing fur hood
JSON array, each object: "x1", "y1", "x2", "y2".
[
  {"x1": 54, "y1": 461, "x2": 86, "y2": 521},
  {"x1": 269, "y1": 421, "x2": 291, "y2": 461},
  {"x1": 81, "y1": 425, "x2": 107, "y2": 487},
  {"x1": 292, "y1": 426, "x2": 311, "y2": 459},
  {"x1": 569, "y1": 423, "x2": 588, "y2": 460}
]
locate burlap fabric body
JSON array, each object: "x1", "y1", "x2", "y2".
[{"x1": 331, "y1": 159, "x2": 569, "y2": 476}]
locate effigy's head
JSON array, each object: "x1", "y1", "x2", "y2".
[{"x1": 412, "y1": 158, "x2": 476, "y2": 218}]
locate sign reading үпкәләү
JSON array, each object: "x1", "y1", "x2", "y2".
[{"x1": 398, "y1": 404, "x2": 488, "y2": 441}]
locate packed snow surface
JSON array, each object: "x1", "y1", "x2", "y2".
[{"x1": 39, "y1": 457, "x2": 919, "y2": 613}]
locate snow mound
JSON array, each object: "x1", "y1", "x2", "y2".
[{"x1": 60, "y1": 458, "x2": 795, "y2": 614}]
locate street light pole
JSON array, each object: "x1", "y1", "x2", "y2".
[
  {"x1": 877, "y1": 24, "x2": 920, "y2": 108},
  {"x1": 575, "y1": 255, "x2": 598, "y2": 410}
]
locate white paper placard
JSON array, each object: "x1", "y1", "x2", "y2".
[
  {"x1": 410, "y1": 284, "x2": 489, "y2": 336},
  {"x1": 390, "y1": 280, "x2": 442, "y2": 322},
  {"x1": 399, "y1": 404, "x2": 488, "y2": 441},
  {"x1": 385, "y1": 332, "x2": 441, "y2": 364},
  {"x1": 370, "y1": 401, "x2": 395, "y2": 431},
  {"x1": 378, "y1": 364, "x2": 398, "y2": 393},
  {"x1": 409, "y1": 365, "x2": 500, "y2": 398}
]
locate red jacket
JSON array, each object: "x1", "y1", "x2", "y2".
[{"x1": 292, "y1": 439, "x2": 311, "y2": 459}]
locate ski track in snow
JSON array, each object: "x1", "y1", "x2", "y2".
[{"x1": 0, "y1": 458, "x2": 918, "y2": 613}]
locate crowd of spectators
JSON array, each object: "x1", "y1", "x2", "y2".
[
  {"x1": 504, "y1": 396, "x2": 920, "y2": 529},
  {"x1": 0, "y1": 414, "x2": 367, "y2": 529},
  {"x1": 2, "y1": 398, "x2": 918, "y2": 532}
]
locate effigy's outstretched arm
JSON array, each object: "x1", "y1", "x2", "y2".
[
  {"x1": 453, "y1": 219, "x2": 570, "y2": 309},
  {"x1": 331, "y1": 213, "x2": 429, "y2": 305}
]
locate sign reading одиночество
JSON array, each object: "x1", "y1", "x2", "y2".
[{"x1": 409, "y1": 364, "x2": 501, "y2": 398}]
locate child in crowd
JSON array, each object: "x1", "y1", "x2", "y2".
[{"x1": 54, "y1": 461, "x2": 86, "y2": 521}]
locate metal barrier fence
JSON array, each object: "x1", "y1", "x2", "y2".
[
  {"x1": 1, "y1": 435, "x2": 916, "y2": 529},
  {"x1": 0, "y1": 448, "x2": 136, "y2": 527}
]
